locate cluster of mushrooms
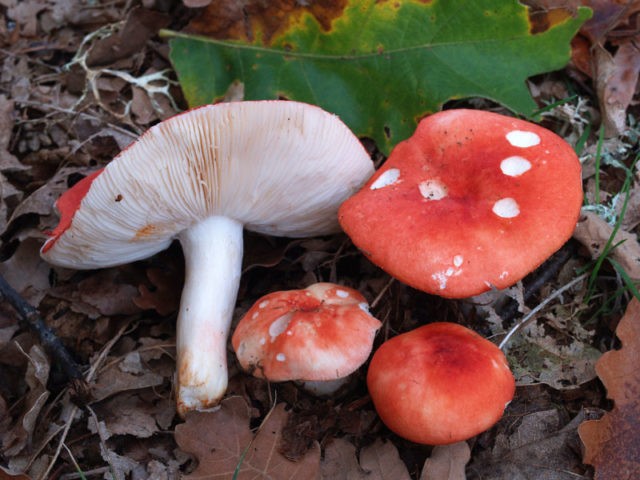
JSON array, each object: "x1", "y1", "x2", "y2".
[{"x1": 41, "y1": 101, "x2": 582, "y2": 445}]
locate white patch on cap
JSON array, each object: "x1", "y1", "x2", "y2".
[
  {"x1": 432, "y1": 272, "x2": 448, "y2": 290},
  {"x1": 269, "y1": 313, "x2": 292, "y2": 341},
  {"x1": 453, "y1": 255, "x2": 463, "y2": 267},
  {"x1": 499, "y1": 271, "x2": 509, "y2": 280},
  {"x1": 419, "y1": 179, "x2": 448, "y2": 200},
  {"x1": 252, "y1": 311, "x2": 259, "y2": 320},
  {"x1": 370, "y1": 168, "x2": 400, "y2": 190},
  {"x1": 259, "y1": 337, "x2": 266, "y2": 345},
  {"x1": 506, "y1": 130, "x2": 540, "y2": 148},
  {"x1": 500, "y1": 156, "x2": 532, "y2": 176},
  {"x1": 432, "y1": 265, "x2": 463, "y2": 290},
  {"x1": 336, "y1": 289, "x2": 349, "y2": 298},
  {"x1": 276, "y1": 353, "x2": 286, "y2": 362},
  {"x1": 358, "y1": 302, "x2": 371, "y2": 314},
  {"x1": 259, "y1": 300, "x2": 269, "y2": 309},
  {"x1": 492, "y1": 198, "x2": 520, "y2": 218}
]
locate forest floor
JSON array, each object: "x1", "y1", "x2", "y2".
[{"x1": 0, "y1": 1, "x2": 639, "y2": 479}]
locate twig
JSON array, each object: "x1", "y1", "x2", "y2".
[
  {"x1": 499, "y1": 273, "x2": 588, "y2": 351},
  {"x1": 370, "y1": 276, "x2": 395, "y2": 310},
  {"x1": 14, "y1": 99, "x2": 141, "y2": 140},
  {"x1": 0, "y1": 274, "x2": 87, "y2": 390},
  {"x1": 40, "y1": 320, "x2": 134, "y2": 480},
  {"x1": 497, "y1": 241, "x2": 577, "y2": 321}
]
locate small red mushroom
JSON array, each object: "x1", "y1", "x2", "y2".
[
  {"x1": 366, "y1": 322, "x2": 515, "y2": 445},
  {"x1": 338, "y1": 109, "x2": 583, "y2": 298},
  {"x1": 232, "y1": 283, "x2": 381, "y2": 390}
]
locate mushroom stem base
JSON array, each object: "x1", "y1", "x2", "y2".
[{"x1": 176, "y1": 215, "x2": 244, "y2": 417}]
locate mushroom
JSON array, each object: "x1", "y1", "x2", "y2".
[
  {"x1": 338, "y1": 109, "x2": 583, "y2": 298},
  {"x1": 232, "y1": 283, "x2": 381, "y2": 393},
  {"x1": 40, "y1": 101, "x2": 374, "y2": 416},
  {"x1": 366, "y1": 322, "x2": 515, "y2": 445}
]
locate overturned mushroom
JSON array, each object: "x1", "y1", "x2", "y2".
[{"x1": 41, "y1": 101, "x2": 374, "y2": 416}]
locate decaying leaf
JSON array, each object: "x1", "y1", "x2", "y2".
[
  {"x1": 320, "y1": 438, "x2": 364, "y2": 479},
  {"x1": 0, "y1": 238, "x2": 51, "y2": 306},
  {"x1": 88, "y1": 393, "x2": 164, "y2": 439},
  {"x1": 320, "y1": 437, "x2": 410, "y2": 480},
  {"x1": 1, "y1": 345, "x2": 50, "y2": 457},
  {"x1": 507, "y1": 300, "x2": 601, "y2": 389},
  {"x1": 468, "y1": 409, "x2": 587, "y2": 479},
  {"x1": 0, "y1": 469, "x2": 32, "y2": 479},
  {"x1": 85, "y1": 7, "x2": 170, "y2": 68},
  {"x1": 359, "y1": 439, "x2": 412, "y2": 480},
  {"x1": 91, "y1": 357, "x2": 165, "y2": 403},
  {"x1": 578, "y1": 298, "x2": 640, "y2": 479},
  {"x1": 5, "y1": 166, "x2": 95, "y2": 240},
  {"x1": 593, "y1": 41, "x2": 640, "y2": 136},
  {"x1": 49, "y1": 269, "x2": 142, "y2": 319},
  {"x1": 134, "y1": 260, "x2": 183, "y2": 316},
  {"x1": 420, "y1": 442, "x2": 470, "y2": 480},
  {"x1": 175, "y1": 396, "x2": 321, "y2": 479},
  {"x1": 0, "y1": 171, "x2": 22, "y2": 236},
  {"x1": 573, "y1": 210, "x2": 640, "y2": 280}
]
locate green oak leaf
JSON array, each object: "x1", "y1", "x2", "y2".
[{"x1": 167, "y1": 0, "x2": 591, "y2": 154}]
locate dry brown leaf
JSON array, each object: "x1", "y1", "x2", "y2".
[
  {"x1": 593, "y1": 41, "x2": 640, "y2": 136},
  {"x1": 573, "y1": 210, "x2": 640, "y2": 280},
  {"x1": 2, "y1": 0, "x2": 46, "y2": 37},
  {"x1": 0, "y1": 469, "x2": 32, "y2": 479},
  {"x1": 578, "y1": 298, "x2": 640, "y2": 479},
  {"x1": 358, "y1": 439, "x2": 412, "y2": 480},
  {"x1": 468, "y1": 409, "x2": 587, "y2": 479},
  {"x1": 48, "y1": 269, "x2": 142, "y2": 318},
  {"x1": 420, "y1": 442, "x2": 470, "y2": 480},
  {"x1": 5, "y1": 166, "x2": 94, "y2": 238},
  {"x1": 89, "y1": 393, "x2": 160, "y2": 439},
  {"x1": 134, "y1": 259, "x2": 183, "y2": 316},
  {"x1": 579, "y1": 0, "x2": 640, "y2": 43},
  {"x1": 175, "y1": 396, "x2": 321, "y2": 479},
  {"x1": 0, "y1": 238, "x2": 52, "y2": 306},
  {"x1": 185, "y1": 0, "x2": 347, "y2": 43},
  {"x1": 91, "y1": 359, "x2": 165, "y2": 402},
  {"x1": 320, "y1": 438, "x2": 365, "y2": 479},
  {"x1": 86, "y1": 7, "x2": 170, "y2": 67},
  {"x1": 1, "y1": 345, "x2": 50, "y2": 457},
  {"x1": 320, "y1": 437, "x2": 411, "y2": 480},
  {"x1": 0, "y1": 171, "x2": 21, "y2": 233},
  {"x1": 614, "y1": 182, "x2": 640, "y2": 231}
]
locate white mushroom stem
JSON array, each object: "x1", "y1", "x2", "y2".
[{"x1": 176, "y1": 215, "x2": 243, "y2": 417}]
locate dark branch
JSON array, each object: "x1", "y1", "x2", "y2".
[{"x1": 0, "y1": 273, "x2": 88, "y2": 395}]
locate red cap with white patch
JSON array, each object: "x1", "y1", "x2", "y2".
[
  {"x1": 367, "y1": 322, "x2": 515, "y2": 445},
  {"x1": 232, "y1": 283, "x2": 381, "y2": 382},
  {"x1": 339, "y1": 109, "x2": 582, "y2": 298}
]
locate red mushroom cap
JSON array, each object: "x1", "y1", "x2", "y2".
[
  {"x1": 339, "y1": 109, "x2": 583, "y2": 298},
  {"x1": 367, "y1": 322, "x2": 515, "y2": 445},
  {"x1": 232, "y1": 283, "x2": 381, "y2": 382},
  {"x1": 42, "y1": 168, "x2": 104, "y2": 254}
]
